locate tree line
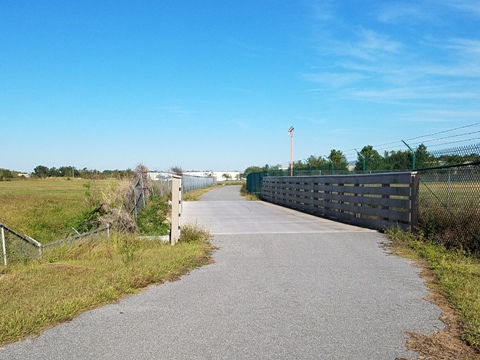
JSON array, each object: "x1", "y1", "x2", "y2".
[
  {"x1": 243, "y1": 143, "x2": 480, "y2": 175},
  {"x1": 0, "y1": 166, "x2": 133, "y2": 181}
]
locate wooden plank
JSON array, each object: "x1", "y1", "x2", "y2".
[
  {"x1": 308, "y1": 184, "x2": 410, "y2": 197},
  {"x1": 310, "y1": 208, "x2": 410, "y2": 231},
  {"x1": 262, "y1": 173, "x2": 415, "y2": 230},
  {"x1": 317, "y1": 193, "x2": 410, "y2": 208},
  {"x1": 273, "y1": 172, "x2": 413, "y2": 185},
  {"x1": 319, "y1": 200, "x2": 410, "y2": 222}
]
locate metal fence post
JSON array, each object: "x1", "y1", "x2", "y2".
[
  {"x1": 410, "y1": 172, "x2": 419, "y2": 231},
  {"x1": 1, "y1": 225, "x2": 7, "y2": 266},
  {"x1": 170, "y1": 175, "x2": 182, "y2": 245}
]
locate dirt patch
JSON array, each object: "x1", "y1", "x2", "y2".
[{"x1": 395, "y1": 264, "x2": 480, "y2": 360}]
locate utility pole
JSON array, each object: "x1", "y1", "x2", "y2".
[{"x1": 288, "y1": 126, "x2": 294, "y2": 176}]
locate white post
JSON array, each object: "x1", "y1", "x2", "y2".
[
  {"x1": 170, "y1": 175, "x2": 182, "y2": 245},
  {"x1": 1, "y1": 226, "x2": 7, "y2": 266}
]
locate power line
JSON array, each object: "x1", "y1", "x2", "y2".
[
  {"x1": 420, "y1": 137, "x2": 480, "y2": 148},
  {"x1": 404, "y1": 121, "x2": 480, "y2": 143},
  {"x1": 405, "y1": 130, "x2": 480, "y2": 147}
]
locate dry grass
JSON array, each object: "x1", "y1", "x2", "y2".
[{"x1": 387, "y1": 229, "x2": 480, "y2": 359}]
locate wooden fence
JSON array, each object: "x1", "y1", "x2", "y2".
[{"x1": 261, "y1": 172, "x2": 418, "y2": 231}]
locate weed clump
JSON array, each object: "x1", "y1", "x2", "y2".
[
  {"x1": 136, "y1": 196, "x2": 170, "y2": 236},
  {"x1": 179, "y1": 224, "x2": 210, "y2": 243},
  {"x1": 417, "y1": 202, "x2": 480, "y2": 255}
]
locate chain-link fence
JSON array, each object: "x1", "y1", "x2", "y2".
[
  {"x1": 427, "y1": 143, "x2": 480, "y2": 167},
  {"x1": 131, "y1": 168, "x2": 151, "y2": 220},
  {"x1": 149, "y1": 172, "x2": 216, "y2": 196},
  {"x1": 247, "y1": 143, "x2": 480, "y2": 252},
  {"x1": 1, "y1": 222, "x2": 110, "y2": 265},
  {"x1": 1, "y1": 223, "x2": 40, "y2": 265},
  {"x1": 417, "y1": 162, "x2": 480, "y2": 253}
]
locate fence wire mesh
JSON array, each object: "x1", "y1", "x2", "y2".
[
  {"x1": 149, "y1": 172, "x2": 216, "y2": 196},
  {"x1": 246, "y1": 144, "x2": 480, "y2": 253},
  {"x1": 1, "y1": 225, "x2": 40, "y2": 265},
  {"x1": 426, "y1": 143, "x2": 480, "y2": 167},
  {"x1": 417, "y1": 162, "x2": 480, "y2": 253}
]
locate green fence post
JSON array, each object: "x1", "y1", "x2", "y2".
[
  {"x1": 324, "y1": 155, "x2": 334, "y2": 174},
  {"x1": 402, "y1": 140, "x2": 416, "y2": 170}
]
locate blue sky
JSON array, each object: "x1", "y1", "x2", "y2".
[{"x1": 1, "y1": 0, "x2": 479, "y2": 173}]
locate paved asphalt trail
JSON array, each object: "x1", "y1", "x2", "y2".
[{"x1": 1, "y1": 185, "x2": 444, "y2": 359}]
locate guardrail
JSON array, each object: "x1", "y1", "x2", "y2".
[{"x1": 261, "y1": 172, "x2": 418, "y2": 231}]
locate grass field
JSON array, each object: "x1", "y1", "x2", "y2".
[
  {"x1": 0, "y1": 178, "x2": 215, "y2": 346},
  {"x1": 0, "y1": 178, "x2": 115, "y2": 243}
]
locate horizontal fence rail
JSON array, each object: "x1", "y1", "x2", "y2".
[{"x1": 261, "y1": 172, "x2": 418, "y2": 231}]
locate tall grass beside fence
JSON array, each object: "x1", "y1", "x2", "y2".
[{"x1": 417, "y1": 164, "x2": 480, "y2": 255}]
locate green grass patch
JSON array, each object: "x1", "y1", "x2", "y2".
[
  {"x1": 386, "y1": 228, "x2": 480, "y2": 352},
  {"x1": 240, "y1": 184, "x2": 260, "y2": 200},
  {"x1": 0, "y1": 178, "x2": 116, "y2": 243},
  {"x1": 182, "y1": 185, "x2": 222, "y2": 201},
  {"x1": 136, "y1": 195, "x2": 170, "y2": 235},
  {"x1": 0, "y1": 229, "x2": 214, "y2": 347}
]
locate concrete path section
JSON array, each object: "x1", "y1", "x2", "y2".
[
  {"x1": 0, "y1": 185, "x2": 444, "y2": 359},
  {"x1": 184, "y1": 186, "x2": 370, "y2": 235}
]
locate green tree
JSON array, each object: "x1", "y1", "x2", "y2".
[
  {"x1": 383, "y1": 150, "x2": 411, "y2": 171},
  {"x1": 0, "y1": 168, "x2": 14, "y2": 181},
  {"x1": 58, "y1": 166, "x2": 76, "y2": 178},
  {"x1": 355, "y1": 145, "x2": 383, "y2": 171},
  {"x1": 415, "y1": 144, "x2": 436, "y2": 169},
  {"x1": 48, "y1": 167, "x2": 61, "y2": 177},
  {"x1": 328, "y1": 149, "x2": 348, "y2": 171},
  {"x1": 243, "y1": 165, "x2": 265, "y2": 176},
  {"x1": 33, "y1": 165, "x2": 49, "y2": 178}
]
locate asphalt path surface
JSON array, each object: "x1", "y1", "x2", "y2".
[{"x1": 1, "y1": 185, "x2": 444, "y2": 359}]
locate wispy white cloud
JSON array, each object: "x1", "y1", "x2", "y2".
[
  {"x1": 308, "y1": 0, "x2": 335, "y2": 22},
  {"x1": 441, "y1": 0, "x2": 480, "y2": 16},
  {"x1": 328, "y1": 29, "x2": 403, "y2": 62},
  {"x1": 376, "y1": 0, "x2": 480, "y2": 25},
  {"x1": 301, "y1": 72, "x2": 366, "y2": 87},
  {"x1": 351, "y1": 86, "x2": 479, "y2": 102},
  {"x1": 405, "y1": 109, "x2": 480, "y2": 121},
  {"x1": 375, "y1": 2, "x2": 436, "y2": 24},
  {"x1": 301, "y1": 0, "x2": 480, "y2": 117}
]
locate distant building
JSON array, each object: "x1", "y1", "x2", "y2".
[
  {"x1": 148, "y1": 171, "x2": 242, "y2": 181},
  {"x1": 184, "y1": 171, "x2": 241, "y2": 181}
]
